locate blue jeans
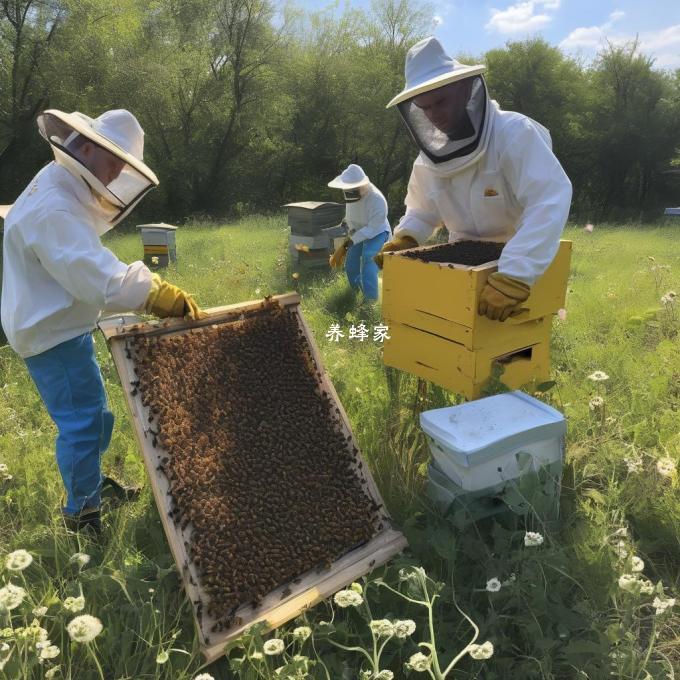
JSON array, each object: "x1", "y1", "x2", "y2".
[
  {"x1": 25, "y1": 333, "x2": 112, "y2": 515},
  {"x1": 345, "y1": 231, "x2": 390, "y2": 300}
]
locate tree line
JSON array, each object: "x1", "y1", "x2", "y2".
[{"x1": 1, "y1": 0, "x2": 679, "y2": 227}]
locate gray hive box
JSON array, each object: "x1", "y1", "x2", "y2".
[
  {"x1": 137, "y1": 223, "x2": 178, "y2": 268},
  {"x1": 665, "y1": 207, "x2": 680, "y2": 217},
  {"x1": 283, "y1": 202, "x2": 345, "y2": 236}
]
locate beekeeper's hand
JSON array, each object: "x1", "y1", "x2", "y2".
[
  {"x1": 373, "y1": 234, "x2": 418, "y2": 269},
  {"x1": 478, "y1": 273, "x2": 530, "y2": 322},
  {"x1": 144, "y1": 274, "x2": 207, "y2": 320},
  {"x1": 329, "y1": 237, "x2": 352, "y2": 269}
]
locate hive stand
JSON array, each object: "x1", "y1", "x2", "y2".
[
  {"x1": 99, "y1": 293, "x2": 407, "y2": 664},
  {"x1": 381, "y1": 240, "x2": 572, "y2": 399}
]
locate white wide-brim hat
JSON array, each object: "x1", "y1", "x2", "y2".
[
  {"x1": 37, "y1": 109, "x2": 158, "y2": 186},
  {"x1": 387, "y1": 36, "x2": 486, "y2": 108},
  {"x1": 328, "y1": 163, "x2": 370, "y2": 190}
]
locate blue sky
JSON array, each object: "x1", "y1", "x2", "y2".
[{"x1": 294, "y1": 0, "x2": 680, "y2": 69}]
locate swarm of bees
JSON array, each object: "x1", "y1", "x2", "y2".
[
  {"x1": 128, "y1": 300, "x2": 378, "y2": 631},
  {"x1": 401, "y1": 239, "x2": 504, "y2": 266}
]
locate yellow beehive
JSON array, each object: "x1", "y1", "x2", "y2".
[{"x1": 382, "y1": 240, "x2": 571, "y2": 399}]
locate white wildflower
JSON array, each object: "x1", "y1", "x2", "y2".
[
  {"x1": 587, "y1": 371, "x2": 609, "y2": 382},
  {"x1": 618, "y1": 574, "x2": 654, "y2": 596},
  {"x1": 32, "y1": 606, "x2": 48, "y2": 617},
  {"x1": 63, "y1": 596, "x2": 85, "y2": 613},
  {"x1": 193, "y1": 675, "x2": 215, "y2": 680},
  {"x1": 468, "y1": 640, "x2": 494, "y2": 660},
  {"x1": 349, "y1": 582, "x2": 363, "y2": 595},
  {"x1": 263, "y1": 638, "x2": 285, "y2": 655},
  {"x1": 406, "y1": 651, "x2": 432, "y2": 672},
  {"x1": 375, "y1": 672, "x2": 394, "y2": 680},
  {"x1": 69, "y1": 553, "x2": 90, "y2": 568},
  {"x1": 333, "y1": 589, "x2": 363, "y2": 608},
  {"x1": 613, "y1": 528, "x2": 628, "y2": 538},
  {"x1": 39, "y1": 645, "x2": 60, "y2": 660},
  {"x1": 639, "y1": 579, "x2": 654, "y2": 595},
  {"x1": 369, "y1": 619, "x2": 394, "y2": 637},
  {"x1": 0, "y1": 643, "x2": 8, "y2": 652},
  {"x1": 45, "y1": 667, "x2": 61, "y2": 679},
  {"x1": 393, "y1": 619, "x2": 416, "y2": 638},
  {"x1": 614, "y1": 541, "x2": 629, "y2": 560},
  {"x1": 486, "y1": 577, "x2": 501, "y2": 592},
  {"x1": 524, "y1": 531, "x2": 544, "y2": 547},
  {"x1": 631, "y1": 556, "x2": 645, "y2": 573},
  {"x1": 589, "y1": 396, "x2": 604, "y2": 410},
  {"x1": 292, "y1": 626, "x2": 311, "y2": 641},
  {"x1": 656, "y1": 457, "x2": 677, "y2": 477},
  {"x1": 156, "y1": 650, "x2": 169, "y2": 664},
  {"x1": 652, "y1": 597, "x2": 675, "y2": 615},
  {"x1": 618, "y1": 574, "x2": 637, "y2": 593},
  {"x1": 0, "y1": 583, "x2": 26, "y2": 610},
  {"x1": 66, "y1": 615, "x2": 103, "y2": 643},
  {"x1": 623, "y1": 454, "x2": 643, "y2": 473},
  {"x1": 151, "y1": 256, "x2": 160, "y2": 265},
  {"x1": 5, "y1": 550, "x2": 33, "y2": 571},
  {"x1": 249, "y1": 651, "x2": 263, "y2": 660},
  {"x1": 0, "y1": 464, "x2": 6, "y2": 473},
  {"x1": 661, "y1": 291, "x2": 677, "y2": 305}
]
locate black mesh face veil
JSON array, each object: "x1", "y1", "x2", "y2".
[
  {"x1": 397, "y1": 76, "x2": 488, "y2": 164},
  {"x1": 343, "y1": 188, "x2": 361, "y2": 203}
]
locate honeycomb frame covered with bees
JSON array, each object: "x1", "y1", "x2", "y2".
[{"x1": 99, "y1": 293, "x2": 407, "y2": 663}]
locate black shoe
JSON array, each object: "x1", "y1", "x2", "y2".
[
  {"x1": 100, "y1": 476, "x2": 141, "y2": 509},
  {"x1": 62, "y1": 507, "x2": 101, "y2": 535}
]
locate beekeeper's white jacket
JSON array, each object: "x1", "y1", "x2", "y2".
[
  {"x1": 394, "y1": 102, "x2": 572, "y2": 285},
  {"x1": 346, "y1": 184, "x2": 391, "y2": 244},
  {"x1": 1, "y1": 162, "x2": 152, "y2": 358}
]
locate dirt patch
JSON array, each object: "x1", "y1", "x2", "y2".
[
  {"x1": 129, "y1": 301, "x2": 377, "y2": 629},
  {"x1": 402, "y1": 240, "x2": 504, "y2": 266}
]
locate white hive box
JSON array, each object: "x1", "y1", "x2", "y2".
[
  {"x1": 137, "y1": 223, "x2": 178, "y2": 267},
  {"x1": 420, "y1": 391, "x2": 566, "y2": 492}
]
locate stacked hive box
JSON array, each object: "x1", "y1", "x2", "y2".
[
  {"x1": 284, "y1": 202, "x2": 346, "y2": 268},
  {"x1": 382, "y1": 240, "x2": 572, "y2": 399},
  {"x1": 137, "y1": 223, "x2": 177, "y2": 267}
]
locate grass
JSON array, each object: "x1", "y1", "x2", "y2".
[{"x1": 0, "y1": 217, "x2": 679, "y2": 678}]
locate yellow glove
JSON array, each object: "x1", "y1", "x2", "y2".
[
  {"x1": 373, "y1": 235, "x2": 418, "y2": 269},
  {"x1": 478, "y1": 272, "x2": 530, "y2": 322},
  {"x1": 329, "y1": 237, "x2": 353, "y2": 269},
  {"x1": 144, "y1": 274, "x2": 206, "y2": 320}
]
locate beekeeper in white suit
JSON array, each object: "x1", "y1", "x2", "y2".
[
  {"x1": 374, "y1": 37, "x2": 572, "y2": 321},
  {"x1": 328, "y1": 164, "x2": 390, "y2": 301},
  {"x1": 1, "y1": 108, "x2": 204, "y2": 533}
]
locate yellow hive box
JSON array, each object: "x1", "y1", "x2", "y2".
[
  {"x1": 382, "y1": 240, "x2": 571, "y2": 349},
  {"x1": 383, "y1": 316, "x2": 551, "y2": 400}
]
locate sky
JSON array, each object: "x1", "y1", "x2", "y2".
[{"x1": 294, "y1": 0, "x2": 680, "y2": 69}]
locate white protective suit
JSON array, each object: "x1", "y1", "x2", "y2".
[
  {"x1": 1, "y1": 162, "x2": 152, "y2": 357},
  {"x1": 345, "y1": 184, "x2": 391, "y2": 244},
  {"x1": 394, "y1": 100, "x2": 572, "y2": 285}
]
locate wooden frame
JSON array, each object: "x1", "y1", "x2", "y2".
[{"x1": 99, "y1": 293, "x2": 407, "y2": 663}]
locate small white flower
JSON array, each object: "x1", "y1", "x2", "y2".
[
  {"x1": 69, "y1": 553, "x2": 91, "y2": 568},
  {"x1": 374, "y1": 671, "x2": 394, "y2": 680},
  {"x1": 39, "y1": 645, "x2": 60, "y2": 660},
  {"x1": 151, "y1": 256, "x2": 160, "y2": 265},
  {"x1": 406, "y1": 651, "x2": 432, "y2": 672},
  {"x1": 333, "y1": 589, "x2": 363, "y2": 608},
  {"x1": 32, "y1": 606, "x2": 48, "y2": 617},
  {"x1": 468, "y1": 640, "x2": 494, "y2": 660},
  {"x1": 66, "y1": 615, "x2": 103, "y2": 643},
  {"x1": 263, "y1": 638, "x2": 285, "y2": 655},
  {"x1": 557, "y1": 308, "x2": 567, "y2": 321},
  {"x1": 249, "y1": 651, "x2": 263, "y2": 660},
  {"x1": 148, "y1": 588, "x2": 155, "y2": 594},
  {"x1": 45, "y1": 667, "x2": 61, "y2": 679},
  {"x1": 5, "y1": 550, "x2": 33, "y2": 571},
  {"x1": 486, "y1": 577, "x2": 501, "y2": 592},
  {"x1": 255, "y1": 288, "x2": 262, "y2": 295},
  {"x1": 63, "y1": 596, "x2": 85, "y2": 613},
  {"x1": 524, "y1": 531, "x2": 544, "y2": 547},
  {"x1": 652, "y1": 596, "x2": 675, "y2": 615},
  {"x1": 0, "y1": 464, "x2": 7, "y2": 473},
  {"x1": 618, "y1": 574, "x2": 638, "y2": 593},
  {"x1": 584, "y1": 223, "x2": 594, "y2": 233},
  {"x1": 0, "y1": 643, "x2": 8, "y2": 652},
  {"x1": 639, "y1": 579, "x2": 654, "y2": 595},
  {"x1": 292, "y1": 626, "x2": 311, "y2": 641},
  {"x1": 589, "y1": 396, "x2": 604, "y2": 411},
  {"x1": 656, "y1": 457, "x2": 677, "y2": 477},
  {"x1": 193, "y1": 674, "x2": 215, "y2": 680},
  {"x1": 661, "y1": 291, "x2": 677, "y2": 305},
  {"x1": 369, "y1": 619, "x2": 394, "y2": 637},
  {"x1": 393, "y1": 619, "x2": 416, "y2": 638},
  {"x1": 350, "y1": 582, "x2": 363, "y2": 595},
  {"x1": 613, "y1": 527, "x2": 628, "y2": 538},
  {"x1": 614, "y1": 541, "x2": 629, "y2": 559},
  {"x1": 587, "y1": 371, "x2": 609, "y2": 382},
  {"x1": 623, "y1": 455, "x2": 643, "y2": 473},
  {"x1": 156, "y1": 650, "x2": 169, "y2": 664},
  {"x1": 0, "y1": 583, "x2": 26, "y2": 610},
  {"x1": 631, "y1": 556, "x2": 644, "y2": 573}
]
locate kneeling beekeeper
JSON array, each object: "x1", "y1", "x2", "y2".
[
  {"x1": 1, "y1": 108, "x2": 204, "y2": 532},
  {"x1": 328, "y1": 164, "x2": 390, "y2": 301},
  {"x1": 375, "y1": 37, "x2": 572, "y2": 321}
]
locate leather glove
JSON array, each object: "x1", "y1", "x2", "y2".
[
  {"x1": 144, "y1": 273, "x2": 206, "y2": 319},
  {"x1": 329, "y1": 237, "x2": 353, "y2": 269},
  {"x1": 373, "y1": 235, "x2": 418, "y2": 269},
  {"x1": 478, "y1": 272, "x2": 530, "y2": 322}
]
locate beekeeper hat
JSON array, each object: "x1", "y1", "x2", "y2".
[
  {"x1": 387, "y1": 37, "x2": 485, "y2": 108},
  {"x1": 328, "y1": 164, "x2": 370, "y2": 190}
]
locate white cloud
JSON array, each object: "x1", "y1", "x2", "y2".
[
  {"x1": 486, "y1": 1, "x2": 561, "y2": 35},
  {"x1": 432, "y1": 15, "x2": 443, "y2": 29},
  {"x1": 609, "y1": 10, "x2": 626, "y2": 23}
]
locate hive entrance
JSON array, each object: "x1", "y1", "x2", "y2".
[
  {"x1": 128, "y1": 301, "x2": 379, "y2": 632},
  {"x1": 402, "y1": 240, "x2": 504, "y2": 265}
]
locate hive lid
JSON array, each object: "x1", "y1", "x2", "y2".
[
  {"x1": 137, "y1": 223, "x2": 178, "y2": 230},
  {"x1": 283, "y1": 201, "x2": 344, "y2": 211},
  {"x1": 420, "y1": 391, "x2": 566, "y2": 467}
]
